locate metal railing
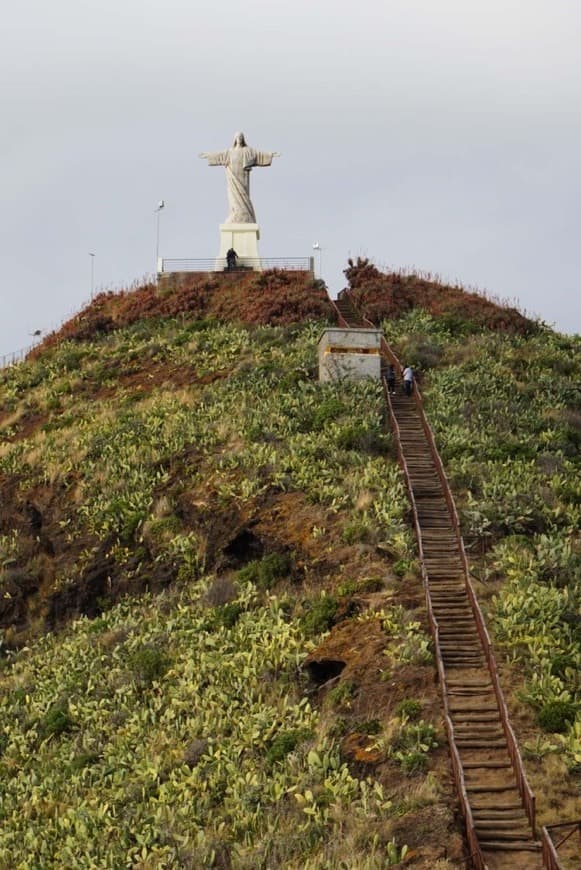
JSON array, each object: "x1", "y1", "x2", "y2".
[
  {"x1": 541, "y1": 821, "x2": 580, "y2": 869},
  {"x1": 1, "y1": 291, "x2": 97, "y2": 371},
  {"x1": 159, "y1": 257, "x2": 314, "y2": 274},
  {"x1": 0, "y1": 346, "x2": 32, "y2": 370}
]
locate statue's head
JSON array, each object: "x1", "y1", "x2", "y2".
[{"x1": 233, "y1": 132, "x2": 247, "y2": 147}]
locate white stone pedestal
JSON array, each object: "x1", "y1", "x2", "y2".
[{"x1": 217, "y1": 223, "x2": 261, "y2": 271}]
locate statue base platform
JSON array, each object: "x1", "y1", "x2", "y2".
[{"x1": 218, "y1": 223, "x2": 261, "y2": 270}]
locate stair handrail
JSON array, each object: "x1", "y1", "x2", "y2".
[
  {"x1": 541, "y1": 820, "x2": 580, "y2": 870},
  {"x1": 541, "y1": 829, "x2": 563, "y2": 870}
]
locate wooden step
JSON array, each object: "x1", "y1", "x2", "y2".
[
  {"x1": 470, "y1": 795, "x2": 523, "y2": 813},
  {"x1": 472, "y1": 808, "x2": 525, "y2": 818},
  {"x1": 454, "y1": 720, "x2": 502, "y2": 730},
  {"x1": 450, "y1": 705, "x2": 499, "y2": 714},
  {"x1": 447, "y1": 690, "x2": 493, "y2": 697},
  {"x1": 447, "y1": 679, "x2": 492, "y2": 686},
  {"x1": 443, "y1": 656, "x2": 485, "y2": 663},
  {"x1": 475, "y1": 820, "x2": 530, "y2": 831},
  {"x1": 479, "y1": 840, "x2": 541, "y2": 852},
  {"x1": 453, "y1": 713, "x2": 501, "y2": 723}
]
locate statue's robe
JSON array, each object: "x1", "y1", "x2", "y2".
[{"x1": 204, "y1": 146, "x2": 275, "y2": 224}]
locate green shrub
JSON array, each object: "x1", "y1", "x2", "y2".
[
  {"x1": 266, "y1": 728, "x2": 310, "y2": 765},
  {"x1": 86, "y1": 617, "x2": 109, "y2": 635},
  {"x1": 393, "y1": 559, "x2": 415, "y2": 578},
  {"x1": 398, "y1": 751, "x2": 428, "y2": 775},
  {"x1": 438, "y1": 314, "x2": 480, "y2": 336},
  {"x1": 392, "y1": 720, "x2": 437, "y2": 752},
  {"x1": 337, "y1": 576, "x2": 383, "y2": 596},
  {"x1": 237, "y1": 552, "x2": 290, "y2": 591},
  {"x1": 537, "y1": 700, "x2": 576, "y2": 734},
  {"x1": 258, "y1": 552, "x2": 291, "y2": 589},
  {"x1": 327, "y1": 681, "x2": 355, "y2": 707},
  {"x1": 68, "y1": 752, "x2": 101, "y2": 772},
  {"x1": 328, "y1": 716, "x2": 349, "y2": 738},
  {"x1": 39, "y1": 701, "x2": 76, "y2": 738},
  {"x1": 293, "y1": 395, "x2": 345, "y2": 434},
  {"x1": 301, "y1": 595, "x2": 338, "y2": 635},
  {"x1": 209, "y1": 602, "x2": 244, "y2": 630},
  {"x1": 336, "y1": 424, "x2": 386, "y2": 454},
  {"x1": 312, "y1": 397, "x2": 345, "y2": 430},
  {"x1": 337, "y1": 424, "x2": 364, "y2": 450},
  {"x1": 355, "y1": 719, "x2": 381, "y2": 735},
  {"x1": 128, "y1": 644, "x2": 169, "y2": 687},
  {"x1": 550, "y1": 653, "x2": 577, "y2": 679},
  {"x1": 386, "y1": 838, "x2": 410, "y2": 866},
  {"x1": 391, "y1": 719, "x2": 437, "y2": 775},
  {"x1": 405, "y1": 337, "x2": 444, "y2": 370},
  {"x1": 341, "y1": 519, "x2": 373, "y2": 544},
  {"x1": 395, "y1": 699, "x2": 422, "y2": 720}
]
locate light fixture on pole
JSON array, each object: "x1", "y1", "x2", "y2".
[
  {"x1": 155, "y1": 200, "x2": 165, "y2": 279},
  {"x1": 89, "y1": 252, "x2": 95, "y2": 299},
  {"x1": 312, "y1": 242, "x2": 323, "y2": 280}
]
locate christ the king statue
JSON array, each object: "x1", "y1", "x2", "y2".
[{"x1": 200, "y1": 132, "x2": 280, "y2": 224}]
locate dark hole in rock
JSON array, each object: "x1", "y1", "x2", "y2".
[
  {"x1": 223, "y1": 529, "x2": 263, "y2": 565},
  {"x1": 307, "y1": 659, "x2": 346, "y2": 685}
]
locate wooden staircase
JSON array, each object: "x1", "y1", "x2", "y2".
[
  {"x1": 332, "y1": 291, "x2": 544, "y2": 869},
  {"x1": 390, "y1": 388, "x2": 541, "y2": 867}
]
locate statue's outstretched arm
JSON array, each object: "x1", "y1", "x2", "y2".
[
  {"x1": 253, "y1": 151, "x2": 281, "y2": 167},
  {"x1": 199, "y1": 151, "x2": 229, "y2": 165}
]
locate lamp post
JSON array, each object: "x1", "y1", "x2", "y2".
[
  {"x1": 312, "y1": 242, "x2": 323, "y2": 280},
  {"x1": 89, "y1": 252, "x2": 95, "y2": 299},
  {"x1": 155, "y1": 200, "x2": 165, "y2": 279}
]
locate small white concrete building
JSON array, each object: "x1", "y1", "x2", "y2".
[{"x1": 318, "y1": 328, "x2": 383, "y2": 382}]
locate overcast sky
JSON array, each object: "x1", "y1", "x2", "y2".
[{"x1": 1, "y1": 0, "x2": 580, "y2": 356}]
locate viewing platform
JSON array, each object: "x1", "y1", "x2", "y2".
[
  {"x1": 157, "y1": 257, "x2": 315, "y2": 293},
  {"x1": 158, "y1": 257, "x2": 314, "y2": 275}
]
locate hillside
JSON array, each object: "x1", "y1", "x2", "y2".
[{"x1": 0, "y1": 268, "x2": 579, "y2": 867}]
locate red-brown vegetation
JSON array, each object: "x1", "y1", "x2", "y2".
[
  {"x1": 344, "y1": 258, "x2": 539, "y2": 335},
  {"x1": 31, "y1": 270, "x2": 332, "y2": 354}
]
